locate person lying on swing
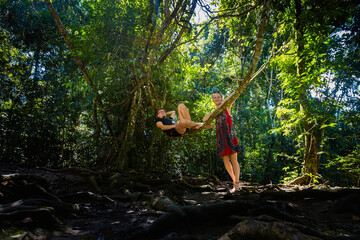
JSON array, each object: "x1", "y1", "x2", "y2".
[{"x1": 156, "y1": 104, "x2": 206, "y2": 137}]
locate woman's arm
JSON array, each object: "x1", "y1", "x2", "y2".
[
  {"x1": 203, "y1": 92, "x2": 237, "y2": 120},
  {"x1": 223, "y1": 92, "x2": 237, "y2": 113},
  {"x1": 202, "y1": 109, "x2": 215, "y2": 122},
  {"x1": 223, "y1": 92, "x2": 236, "y2": 108}
]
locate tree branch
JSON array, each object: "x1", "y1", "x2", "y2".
[
  {"x1": 194, "y1": 0, "x2": 272, "y2": 133},
  {"x1": 158, "y1": 0, "x2": 198, "y2": 65}
]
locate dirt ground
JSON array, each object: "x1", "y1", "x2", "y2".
[{"x1": 1, "y1": 164, "x2": 359, "y2": 240}]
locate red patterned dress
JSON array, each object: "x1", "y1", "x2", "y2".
[{"x1": 215, "y1": 109, "x2": 241, "y2": 157}]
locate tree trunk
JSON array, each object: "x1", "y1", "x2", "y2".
[
  {"x1": 291, "y1": 0, "x2": 318, "y2": 185},
  {"x1": 116, "y1": 86, "x2": 142, "y2": 170}
]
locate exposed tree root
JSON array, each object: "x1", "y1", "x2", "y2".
[
  {"x1": 1, "y1": 166, "x2": 360, "y2": 240},
  {"x1": 289, "y1": 174, "x2": 311, "y2": 185}
]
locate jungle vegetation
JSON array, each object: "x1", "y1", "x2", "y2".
[{"x1": 1, "y1": 0, "x2": 359, "y2": 186}]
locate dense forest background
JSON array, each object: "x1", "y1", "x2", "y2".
[{"x1": 1, "y1": 0, "x2": 359, "y2": 186}]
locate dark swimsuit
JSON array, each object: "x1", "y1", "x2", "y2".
[{"x1": 155, "y1": 117, "x2": 182, "y2": 137}]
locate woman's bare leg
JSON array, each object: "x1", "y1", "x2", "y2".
[
  {"x1": 230, "y1": 153, "x2": 240, "y2": 185},
  {"x1": 222, "y1": 155, "x2": 235, "y2": 183},
  {"x1": 223, "y1": 153, "x2": 240, "y2": 193},
  {"x1": 177, "y1": 103, "x2": 191, "y2": 121},
  {"x1": 175, "y1": 103, "x2": 203, "y2": 134}
]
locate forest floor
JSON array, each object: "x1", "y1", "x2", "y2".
[{"x1": 1, "y1": 164, "x2": 360, "y2": 240}]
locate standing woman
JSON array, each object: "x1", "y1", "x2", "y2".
[{"x1": 203, "y1": 92, "x2": 241, "y2": 193}]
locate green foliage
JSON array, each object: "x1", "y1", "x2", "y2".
[
  {"x1": 0, "y1": 0, "x2": 359, "y2": 187},
  {"x1": 326, "y1": 146, "x2": 360, "y2": 186}
]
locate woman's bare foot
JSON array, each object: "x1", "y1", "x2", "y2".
[
  {"x1": 229, "y1": 182, "x2": 241, "y2": 194},
  {"x1": 229, "y1": 187, "x2": 237, "y2": 194}
]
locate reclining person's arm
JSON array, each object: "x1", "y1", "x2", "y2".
[
  {"x1": 166, "y1": 111, "x2": 176, "y2": 119},
  {"x1": 156, "y1": 122, "x2": 175, "y2": 131}
]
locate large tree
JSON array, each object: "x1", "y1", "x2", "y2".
[
  {"x1": 44, "y1": 0, "x2": 202, "y2": 169},
  {"x1": 273, "y1": 0, "x2": 359, "y2": 184}
]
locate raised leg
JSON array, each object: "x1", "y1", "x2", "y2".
[
  {"x1": 175, "y1": 104, "x2": 203, "y2": 134},
  {"x1": 177, "y1": 103, "x2": 191, "y2": 121}
]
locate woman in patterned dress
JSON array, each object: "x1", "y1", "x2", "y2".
[{"x1": 203, "y1": 92, "x2": 241, "y2": 193}]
